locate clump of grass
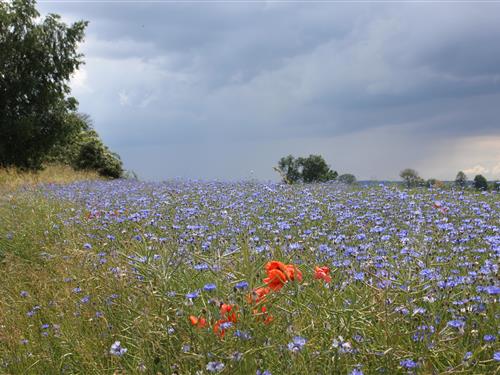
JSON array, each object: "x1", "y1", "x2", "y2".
[{"x1": 0, "y1": 164, "x2": 101, "y2": 192}]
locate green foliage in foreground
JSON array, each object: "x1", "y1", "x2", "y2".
[{"x1": 0, "y1": 182, "x2": 498, "y2": 374}]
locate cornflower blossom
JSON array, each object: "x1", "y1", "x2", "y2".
[
  {"x1": 109, "y1": 341, "x2": 127, "y2": 357},
  {"x1": 287, "y1": 336, "x2": 307, "y2": 352},
  {"x1": 206, "y1": 361, "x2": 225, "y2": 372}
]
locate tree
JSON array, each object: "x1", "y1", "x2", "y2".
[
  {"x1": 275, "y1": 155, "x2": 301, "y2": 184},
  {"x1": 473, "y1": 174, "x2": 488, "y2": 191},
  {"x1": 400, "y1": 168, "x2": 423, "y2": 188},
  {"x1": 338, "y1": 173, "x2": 357, "y2": 185},
  {"x1": 297, "y1": 154, "x2": 337, "y2": 183},
  {"x1": 455, "y1": 171, "x2": 467, "y2": 188},
  {"x1": 48, "y1": 113, "x2": 123, "y2": 178},
  {"x1": 275, "y1": 154, "x2": 338, "y2": 184},
  {"x1": 0, "y1": 0, "x2": 88, "y2": 169}
]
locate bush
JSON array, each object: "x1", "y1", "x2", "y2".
[
  {"x1": 48, "y1": 113, "x2": 123, "y2": 178},
  {"x1": 473, "y1": 174, "x2": 488, "y2": 191},
  {"x1": 338, "y1": 173, "x2": 357, "y2": 185}
]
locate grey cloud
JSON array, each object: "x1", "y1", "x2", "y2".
[{"x1": 38, "y1": 1, "x2": 500, "y2": 180}]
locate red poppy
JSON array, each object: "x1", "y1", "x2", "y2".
[
  {"x1": 263, "y1": 268, "x2": 288, "y2": 290},
  {"x1": 265, "y1": 261, "x2": 303, "y2": 283},
  {"x1": 253, "y1": 305, "x2": 273, "y2": 325},
  {"x1": 247, "y1": 286, "x2": 271, "y2": 304},
  {"x1": 314, "y1": 266, "x2": 331, "y2": 283},
  {"x1": 220, "y1": 303, "x2": 238, "y2": 322},
  {"x1": 189, "y1": 315, "x2": 207, "y2": 328}
]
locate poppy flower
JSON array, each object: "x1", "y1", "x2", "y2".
[
  {"x1": 247, "y1": 286, "x2": 271, "y2": 304},
  {"x1": 189, "y1": 315, "x2": 207, "y2": 328},
  {"x1": 220, "y1": 303, "x2": 238, "y2": 322},
  {"x1": 253, "y1": 306, "x2": 273, "y2": 325},
  {"x1": 264, "y1": 268, "x2": 288, "y2": 290},
  {"x1": 314, "y1": 266, "x2": 331, "y2": 283},
  {"x1": 265, "y1": 261, "x2": 303, "y2": 283},
  {"x1": 285, "y1": 264, "x2": 303, "y2": 282}
]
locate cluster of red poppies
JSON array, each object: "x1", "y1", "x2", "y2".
[{"x1": 189, "y1": 261, "x2": 331, "y2": 337}]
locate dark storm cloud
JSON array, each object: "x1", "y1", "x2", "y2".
[{"x1": 38, "y1": 1, "x2": 500, "y2": 180}]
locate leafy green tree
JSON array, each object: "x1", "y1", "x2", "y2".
[
  {"x1": 275, "y1": 155, "x2": 301, "y2": 184},
  {"x1": 275, "y1": 154, "x2": 337, "y2": 184},
  {"x1": 400, "y1": 168, "x2": 423, "y2": 188},
  {"x1": 473, "y1": 174, "x2": 488, "y2": 191},
  {"x1": 297, "y1": 154, "x2": 337, "y2": 183},
  {"x1": 48, "y1": 113, "x2": 123, "y2": 178},
  {"x1": 0, "y1": 0, "x2": 87, "y2": 169},
  {"x1": 338, "y1": 173, "x2": 357, "y2": 185},
  {"x1": 455, "y1": 171, "x2": 467, "y2": 188}
]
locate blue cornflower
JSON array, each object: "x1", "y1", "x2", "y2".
[
  {"x1": 83, "y1": 243, "x2": 92, "y2": 249},
  {"x1": 354, "y1": 272, "x2": 365, "y2": 281},
  {"x1": 400, "y1": 359, "x2": 417, "y2": 369},
  {"x1": 41, "y1": 324, "x2": 50, "y2": 329},
  {"x1": 484, "y1": 334, "x2": 496, "y2": 342},
  {"x1": 234, "y1": 330, "x2": 252, "y2": 340},
  {"x1": 219, "y1": 321, "x2": 233, "y2": 330},
  {"x1": 194, "y1": 263, "x2": 209, "y2": 271},
  {"x1": 235, "y1": 281, "x2": 249, "y2": 290},
  {"x1": 109, "y1": 341, "x2": 127, "y2": 357},
  {"x1": 186, "y1": 290, "x2": 200, "y2": 299},
  {"x1": 203, "y1": 283, "x2": 217, "y2": 292},
  {"x1": 206, "y1": 361, "x2": 225, "y2": 372},
  {"x1": 494, "y1": 352, "x2": 500, "y2": 361},
  {"x1": 20, "y1": 291, "x2": 29, "y2": 298},
  {"x1": 447, "y1": 320, "x2": 465, "y2": 329},
  {"x1": 463, "y1": 352, "x2": 473, "y2": 361},
  {"x1": 288, "y1": 336, "x2": 307, "y2": 352},
  {"x1": 350, "y1": 368, "x2": 364, "y2": 375},
  {"x1": 256, "y1": 370, "x2": 272, "y2": 375},
  {"x1": 485, "y1": 285, "x2": 500, "y2": 295},
  {"x1": 80, "y1": 295, "x2": 90, "y2": 304}
]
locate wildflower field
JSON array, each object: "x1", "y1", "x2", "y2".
[{"x1": 0, "y1": 179, "x2": 499, "y2": 374}]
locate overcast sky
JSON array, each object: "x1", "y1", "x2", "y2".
[{"x1": 39, "y1": 0, "x2": 500, "y2": 181}]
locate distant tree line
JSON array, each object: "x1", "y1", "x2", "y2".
[
  {"x1": 0, "y1": 0, "x2": 123, "y2": 178},
  {"x1": 399, "y1": 168, "x2": 498, "y2": 191},
  {"x1": 275, "y1": 154, "x2": 357, "y2": 185}
]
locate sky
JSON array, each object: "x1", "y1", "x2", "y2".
[{"x1": 38, "y1": 0, "x2": 500, "y2": 182}]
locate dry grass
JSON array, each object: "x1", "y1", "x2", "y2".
[{"x1": 0, "y1": 164, "x2": 101, "y2": 191}]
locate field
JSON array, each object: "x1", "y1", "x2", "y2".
[{"x1": 0, "y1": 177, "x2": 499, "y2": 374}]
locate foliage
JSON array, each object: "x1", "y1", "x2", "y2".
[
  {"x1": 1, "y1": 181, "x2": 499, "y2": 374},
  {"x1": 400, "y1": 168, "x2": 424, "y2": 188},
  {"x1": 276, "y1": 154, "x2": 337, "y2": 184},
  {"x1": 338, "y1": 173, "x2": 357, "y2": 185},
  {"x1": 455, "y1": 171, "x2": 467, "y2": 188},
  {"x1": 0, "y1": 0, "x2": 88, "y2": 170},
  {"x1": 473, "y1": 174, "x2": 488, "y2": 191},
  {"x1": 275, "y1": 155, "x2": 301, "y2": 184},
  {"x1": 297, "y1": 154, "x2": 338, "y2": 183},
  {"x1": 48, "y1": 113, "x2": 123, "y2": 178}
]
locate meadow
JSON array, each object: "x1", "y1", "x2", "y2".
[{"x1": 0, "y1": 175, "x2": 499, "y2": 374}]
